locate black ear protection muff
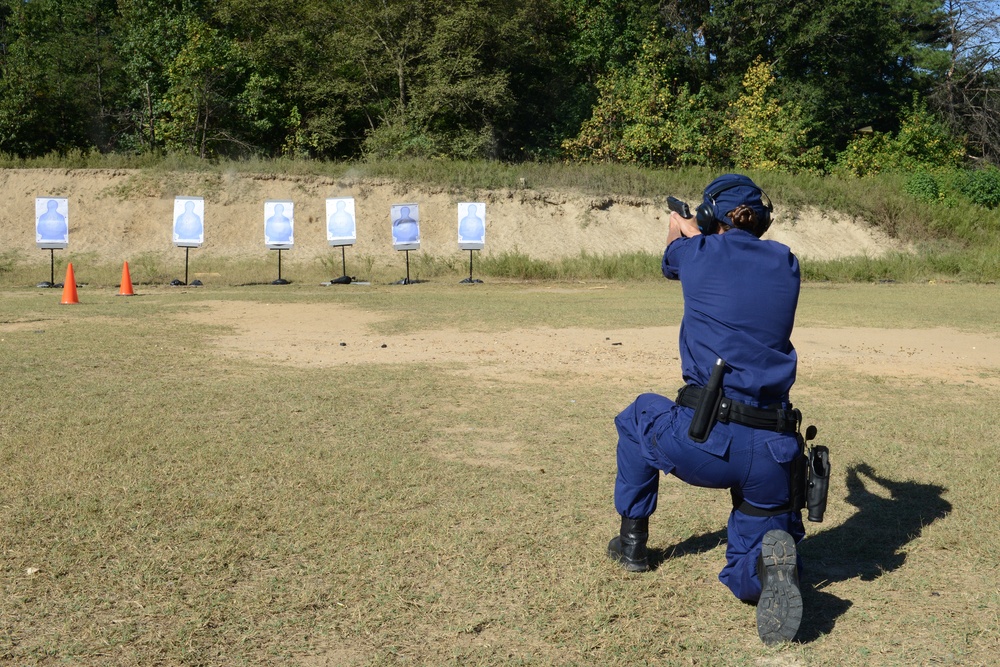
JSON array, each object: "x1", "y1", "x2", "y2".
[{"x1": 694, "y1": 175, "x2": 774, "y2": 236}]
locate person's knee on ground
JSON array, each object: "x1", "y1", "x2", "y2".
[
  {"x1": 719, "y1": 508, "x2": 805, "y2": 602},
  {"x1": 755, "y1": 529, "x2": 802, "y2": 645}
]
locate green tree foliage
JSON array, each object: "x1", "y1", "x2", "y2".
[
  {"x1": 160, "y1": 18, "x2": 244, "y2": 157},
  {"x1": 215, "y1": 0, "x2": 343, "y2": 157},
  {"x1": 0, "y1": 0, "x2": 583, "y2": 159},
  {"x1": 959, "y1": 167, "x2": 1000, "y2": 209},
  {"x1": 698, "y1": 0, "x2": 950, "y2": 154},
  {"x1": 554, "y1": 0, "x2": 663, "y2": 144},
  {"x1": 561, "y1": 31, "x2": 714, "y2": 167},
  {"x1": 115, "y1": 0, "x2": 196, "y2": 152},
  {"x1": 0, "y1": 0, "x2": 122, "y2": 155},
  {"x1": 346, "y1": 0, "x2": 573, "y2": 161},
  {"x1": 899, "y1": 164, "x2": 1000, "y2": 210},
  {"x1": 904, "y1": 170, "x2": 942, "y2": 202},
  {"x1": 722, "y1": 58, "x2": 825, "y2": 173},
  {"x1": 359, "y1": 2, "x2": 513, "y2": 159},
  {"x1": 837, "y1": 97, "x2": 967, "y2": 176},
  {"x1": 0, "y1": 0, "x2": 992, "y2": 169},
  {"x1": 560, "y1": 0, "x2": 659, "y2": 77},
  {"x1": 562, "y1": 0, "x2": 959, "y2": 171}
]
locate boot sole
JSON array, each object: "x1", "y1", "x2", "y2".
[{"x1": 756, "y1": 530, "x2": 802, "y2": 645}]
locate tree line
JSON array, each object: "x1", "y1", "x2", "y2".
[{"x1": 0, "y1": 0, "x2": 997, "y2": 175}]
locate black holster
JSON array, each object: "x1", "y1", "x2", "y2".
[
  {"x1": 790, "y1": 445, "x2": 808, "y2": 514},
  {"x1": 789, "y1": 429, "x2": 830, "y2": 522},
  {"x1": 739, "y1": 425, "x2": 829, "y2": 521},
  {"x1": 688, "y1": 358, "x2": 725, "y2": 443},
  {"x1": 806, "y1": 445, "x2": 830, "y2": 523}
]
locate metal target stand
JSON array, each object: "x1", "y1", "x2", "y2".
[
  {"x1": 328, "y1": 245, "x2": 352, "y2": 284},
  {"x1": 37, "y1": 248, "x2": 61, "y2": 288},
  {"x1": 395, "y1": 249, "x2": 414, "y2": 285},
  {"x1": 171, "y1": 246, "x2": 203, "y2": 286},
  {"x1": 459, "y1": 249, "x2": 483, "y2": 284},
  {"x1": 272, "y1": 248, "x2": 290, "y2": 285}
]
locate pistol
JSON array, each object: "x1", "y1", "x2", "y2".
[{"x1": 667, "y1": 196, "x2": 692, "y2": 219}]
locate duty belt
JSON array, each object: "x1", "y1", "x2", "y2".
[{"x1": 675, "y1": 385, "x2": 800, "y2": 434}]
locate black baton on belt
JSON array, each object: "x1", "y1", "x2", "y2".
[{"x1": 688, "y1": 358, "x2": 725, "y2": 443}]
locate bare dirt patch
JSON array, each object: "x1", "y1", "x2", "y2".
[{"x1": 179, "y1": 301, "x2": 1000, "y2": 388}]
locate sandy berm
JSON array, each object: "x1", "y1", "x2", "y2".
[{"x1": 0, "y1": 168, "x2": 903, "y2": 266}]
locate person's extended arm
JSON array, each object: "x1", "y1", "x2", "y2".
[
  {"x1": 666, "y1": 210, "x2": 702, "y2": 247},
  {"x1": 663, "y1": 211, "x2": 703, "y2": 279}
]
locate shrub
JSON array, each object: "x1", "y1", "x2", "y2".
[
  {"x1": 561, "y1": 30, "x2": 716, "y2": 168},
  {"x1": 836, "y1": 97, "x2": 966, "y2": 177},
  {"x1": 362, "y1": 116, "x2": 441, "y2": 160},
  {"x1": 904, "y1": 171, "x2": 940, "y2": 203},
  {"x1": 836, "y1": 132, "x2": 894, "y2": 177},
  {"x1": 723, "y1": 58, "x2": 826, "y2": 174},
  {"x1": 960, "y1": 167, "x2": 1000, "y2": 209}
]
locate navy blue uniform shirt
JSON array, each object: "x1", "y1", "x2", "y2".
[{"x1": 663, "y1": 229, "x2": 799, "y2": 407}]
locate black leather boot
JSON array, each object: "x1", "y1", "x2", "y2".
[
  {"x1": 756, "y1": 529, "x2": 803, "y2": 644},
  {"x1": 607, "y1": 516, "x2": 650, "y2": 572}
]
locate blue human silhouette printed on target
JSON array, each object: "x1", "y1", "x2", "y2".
[
  {"x1": 174, "y1": 200, "x2": 203, "y2": 241},
  {"x1": 392, "y1": 206, "x2": 419, "y2": 243},
  {"x1": 328, "y1": 200, "x2": 355, "y2": 238},
  {"x1": 37, "y1": 199, "x2": 68, "y2": 241},
  {"x1": 265, "y1": 203, "x2": 292, "y2": 243},
  {"x1": 459, "y1": 204, "x2": 485, "y2": 242}
]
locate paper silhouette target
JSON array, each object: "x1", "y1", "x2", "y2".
[
  {"x1": 391, "y1": 203, "x2": 420, "y2": 251},
  {"x1": 36, "y1": 198, "x2": 69, "y2": 249},
  {"x1": 327, "y1": 198, "x2": 357, "y2": 246},
  {"x1": 458, "y1": 202, "x2": 485, "y2": 250},
  {"x1": 264, "y1": 200, "x2": 294, "y2": 249},
  {"x1": 173, "y1": 197, "x2": 205, "y2": 247}
]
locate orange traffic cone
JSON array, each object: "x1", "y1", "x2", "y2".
[
  {"x1": 60, "y1": 263, "x2": 79, "y2": 305},
  {"x1": 118, "y1": 261, "x2": 135, "y2": 296}
]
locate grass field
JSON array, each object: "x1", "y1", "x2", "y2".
[{"x1": 1, "y1": 280, "x2": 998, "y2": 666}]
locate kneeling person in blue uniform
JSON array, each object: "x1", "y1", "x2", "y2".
[{"x1": 608, "y1": 174, "x2": 805, "y2": 644}]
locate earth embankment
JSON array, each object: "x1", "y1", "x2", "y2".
[{"x1": 0, "y1": 168, "x2": 903, "y2": 265}]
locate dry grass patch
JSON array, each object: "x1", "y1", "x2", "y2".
[{"x1": 0, "y1": 283, "x2": 998, "y2": 665}]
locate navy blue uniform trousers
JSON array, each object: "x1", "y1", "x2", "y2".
[{"x1": 614, "y1": 393, "x2": 805, "y2": 602}]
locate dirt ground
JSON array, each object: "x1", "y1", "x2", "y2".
[
  {"x1": 6, "y1": 165, "x2": 980, "y2": 405},
  {"x1": 17, "y1": 165, "x2": 986, "y2": 413},
  {"x1": 4, "y1": 170, "x2": 997, "y2": 666},
  {"x1": 178, "y1": 299, "x2": 1000, "y2": 391},
  {"x1": 0, "y1": 168, "x2": 904, "y2": 265}
]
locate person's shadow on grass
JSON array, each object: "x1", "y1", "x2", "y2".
[
  {"x1": 796, "y1": 463, "x2": 951, "y2": 640},
  {"x1": 650, "y1": 462, "x2": 951, "y2": 643}
]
